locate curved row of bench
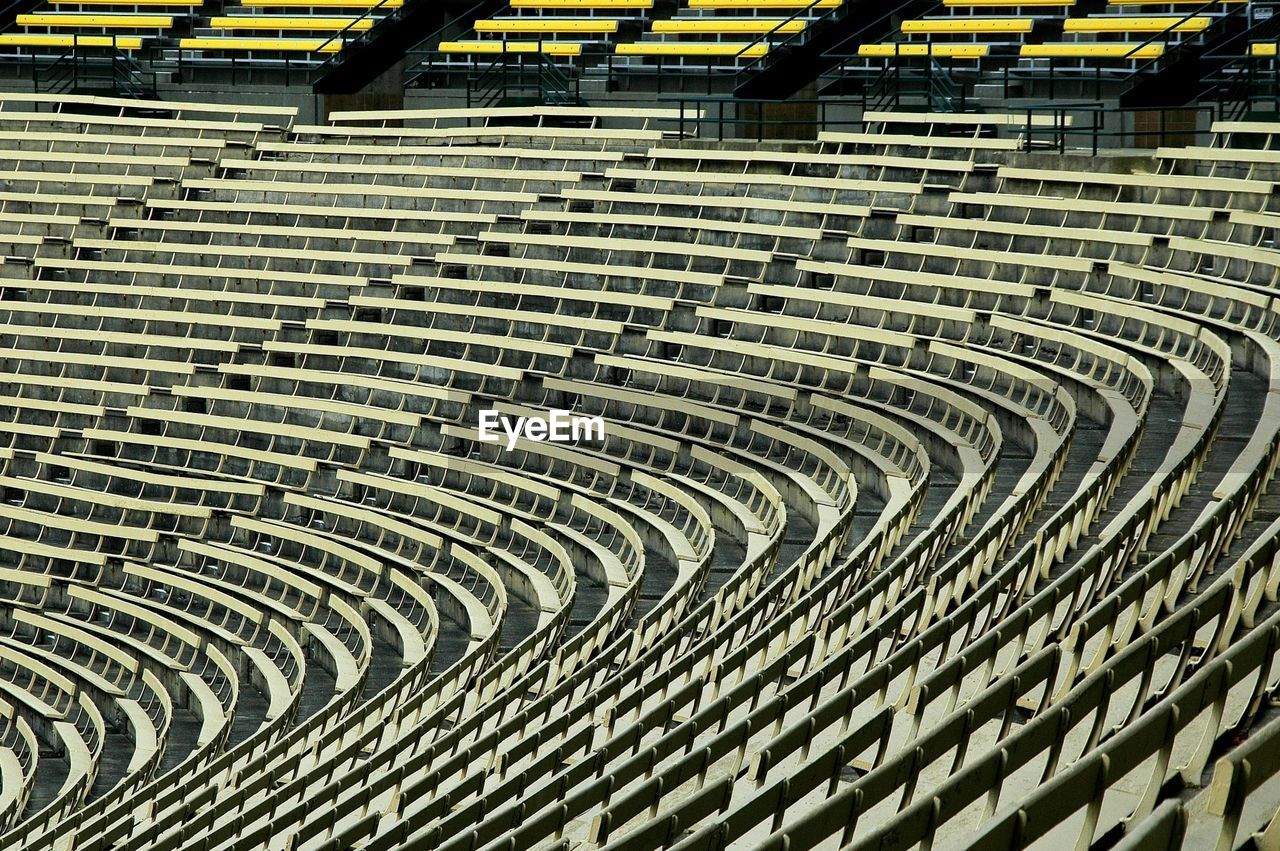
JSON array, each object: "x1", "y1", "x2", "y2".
[{"x1": 0, "y1": 94, "x2": 1277, "y2": 851}]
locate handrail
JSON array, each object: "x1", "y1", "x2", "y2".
[
  {"x1": 399, "y1": 0, "x2": 527, "y2": 88},
  {"x1": 0, "y1": 0, "x2": 37, "y2": 26},
  {"x1": 403, "y1": 0, "x2": 494, "y2": 66},
  {"x1": 318, "y1": 0, "x2": 396, "y2": 53},
  {"x1": 27, "y1": 34, "x2": 155, "y2": 97},
  {"x1": 1010, "y1": 100, "x2": 1217, "y2": 154},
  {"x1": 310, "y1": 0, "x2": 402, "y2": 77},
  {"x1": 656, "y1": 92, "x2": 862, "y2": 139},
  {"x1": 1201, "y1": 2, "x2": 1280, "y2": 60},
  {"x1": 463, "y1": 45, "x2": 577, "y2": 107},
  {"x1": 724, "y1": 0, "x2": 834, "y2": 66},
  {"x1": 1121, "y1": 0, "x2": 1260, "y2": 70},
  {"x1": 735, "y1": 0, "x2": 942, "y2": 80},
  {"x1": 828, "y1": 51, "x2": 965, "y2": 111}
]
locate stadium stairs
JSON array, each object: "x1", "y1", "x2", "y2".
[
  {"x1": 1121, "y1": 0, "x2": 1280, "y2": 108},
  {"x1": 312, "y1": 0, "x2": 504, "y2": 94},
  {"x1": 733, "y1": 0, "x2": 939, "y2": 99}
]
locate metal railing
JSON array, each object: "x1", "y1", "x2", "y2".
[
  {"x1": 1206, "y1": 52, "x2": 1280, "y2": 118},
  {"x1": 734, "y1": 0, "x2": 941, "y2": 84},
  {"x1": 1014, "y1": 101, "x2": 1219, "y2": 155},
  {"x1": 161, "y1": 47, "x2": 317, "y2": 87},
  {"x1": 309, "y1": 0, "x2": 409, "y2": 80},
  {"x1": 464, "y1": 47, "x2": 580, "y2": 107},
  {"x1": 720, "y1": 0, "x2": 841, "y2": 71},
  {"x1": 664, "y1": 94, "x2": 861, "y2": 140},
  {"x1": 826, "y1": 51, "x2": 968, "y2": 112},
  {"x1": 402, "y1": 0, "x2": 516, "y2": 88},
  {"x1": 1118, "y1": 0, "x2": 1264, "y2": 72},
  {"x1": 29, "y1": 36, "x2": 155, "y2": 97}
]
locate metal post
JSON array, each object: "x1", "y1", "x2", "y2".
[{"x1": 926, "y1": 52, "x2": 932, "y2": 108}]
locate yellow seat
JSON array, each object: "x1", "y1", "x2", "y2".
[
  {"x1": 16, "y1": 12, "x2": 173, "y2": 25},
  {"x1": 859, "y1": 43, "x2": 991, "y2": 57},
  {"x1": 945, "y1": 0, "x2": 1071, "y2": 5},
  {"x1": 687, "y1": 0, "x2": 839, "y2": 8},
  {"x1": 902, "y1": 18, "x2": 1032, "y2": 33},
  {"x1": 438, "y1": 39, "x2": 584, "y2": 54},
  {"x1": 653, "y1": 18, "x2": 805, "y2": 33},
  {"x1": 178, "y1": 36, "x2": 343, "y2": 50},
  {"x1": 210, "y1": 15, "x2": 373, "y2": 29},
  {"x1": 1252, "y1": 43, "x2": 1277, "y2": 56},
  {"x1": 0, "y1": 33, "x2": 143, "y2": 46},
  {"x1": 616, "y1": 41, "x2": 769, "y2": 56},
  {"x1": 1065, "y1": 15, "x2": 1209, "y2": 32},
  {"x1": 48, "y1": 0, "x2": 198, "y2": 7},
  {"x1": 1021, "y1": 42, "x2": 1164, "y2": 58},
  {"x1": 240, "y1": 0, "x2": 401, "y2": 7},
  {"x1": 474, "y1": 18, "x2": 618, "y2": 32},
  {"x1": 508, "y1": 0, "x2": 651, "y2": 6}
]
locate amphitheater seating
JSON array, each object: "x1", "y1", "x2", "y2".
[
  {"x1": 445, "y1": 0, "x2": 843, "y2": 70},
  {"x1": 613, "y1": 0, "x2": 834, "y2": 68},
  {"x1": 1, "y1": 0, "x2": 1244, "y2": 67},
  {"x1": 0, "y1": 0, "x2": 401, "y2": 59},
  {"x1": 0, "y1": 94, "x2": 1276, "y2": 851},
  {"x1": 448, "y1": 0, "x2": 653, "y2": 64},
  {"x1": 855, "y1": 0, "x2": 1239, "y2": 78}
]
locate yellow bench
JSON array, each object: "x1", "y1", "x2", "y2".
[
  {"x1": 616, "y1": 41, "x2": 769, "y2": 55},
  {"x1": 860, "y1": 43, "x2": 991, "y2": 57},
  {"x1": 210, "y1": 15, "x2": 373, "y2": 29},
  {"x1": 474, "y1": 18, "x2": 619, "y2": 32},
  {"x1": 48, "y1": 0, "x2": 197, "y2": 5},
  {"x1": 1021, "y1": 42, "x2": 1164, "y2": 57},
  {"x1": 945, "y1": 0, "x2": 1071, "y2": 5},
  {"x1": 687, "y1": 0, "x2": 839, "y2": 7},
  {"x1": 0, "y1": 33, "x2": 143, "y2": 46},
  {"x1": 16, "y1": 12, "x2": 173, "y2": 25},
  {"x1": 1064, "y1": 15, "x2": 1209, "y2": 32},
  {"x1": 239, "y1": 0, "x2": 401, "y2": 7},
  {"x1": 509, "y1": 0, "x2": 650, "y2": 6},
  {"x1": 178, "y1": 36, "x2": 343, "y2": 50},
  {"x1": 902, "y1": 18, "x2": 1032, "y2": 33},
  {"x1": 652, "y1": 19, "x2": 805, "y2": 33},
  {"x1": 1252, "y1": 43, "x2": 1277, "y2": 56},
  {"x1": 439, "y1": 39, "x2": 584, "y2": 54}
]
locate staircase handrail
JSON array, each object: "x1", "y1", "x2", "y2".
[
  {"x1": 310, "y1": 0, "x2": 407, "y2": 78},
  {"x1": 734, "y1": 0, "x2": 943, "y2": 79},
  {"x1": 722, "y1": 0, "x2": 841, "y2": 66},
  {"x1": 1118, "y1": 0, "x2": 1266, "y2": 76},
  {"x1": 403, "y1": 0, "x2": 501, "y2": 65},
  {"x1": 463, "y1": 46, "x2": 577, "y2": 106}
]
